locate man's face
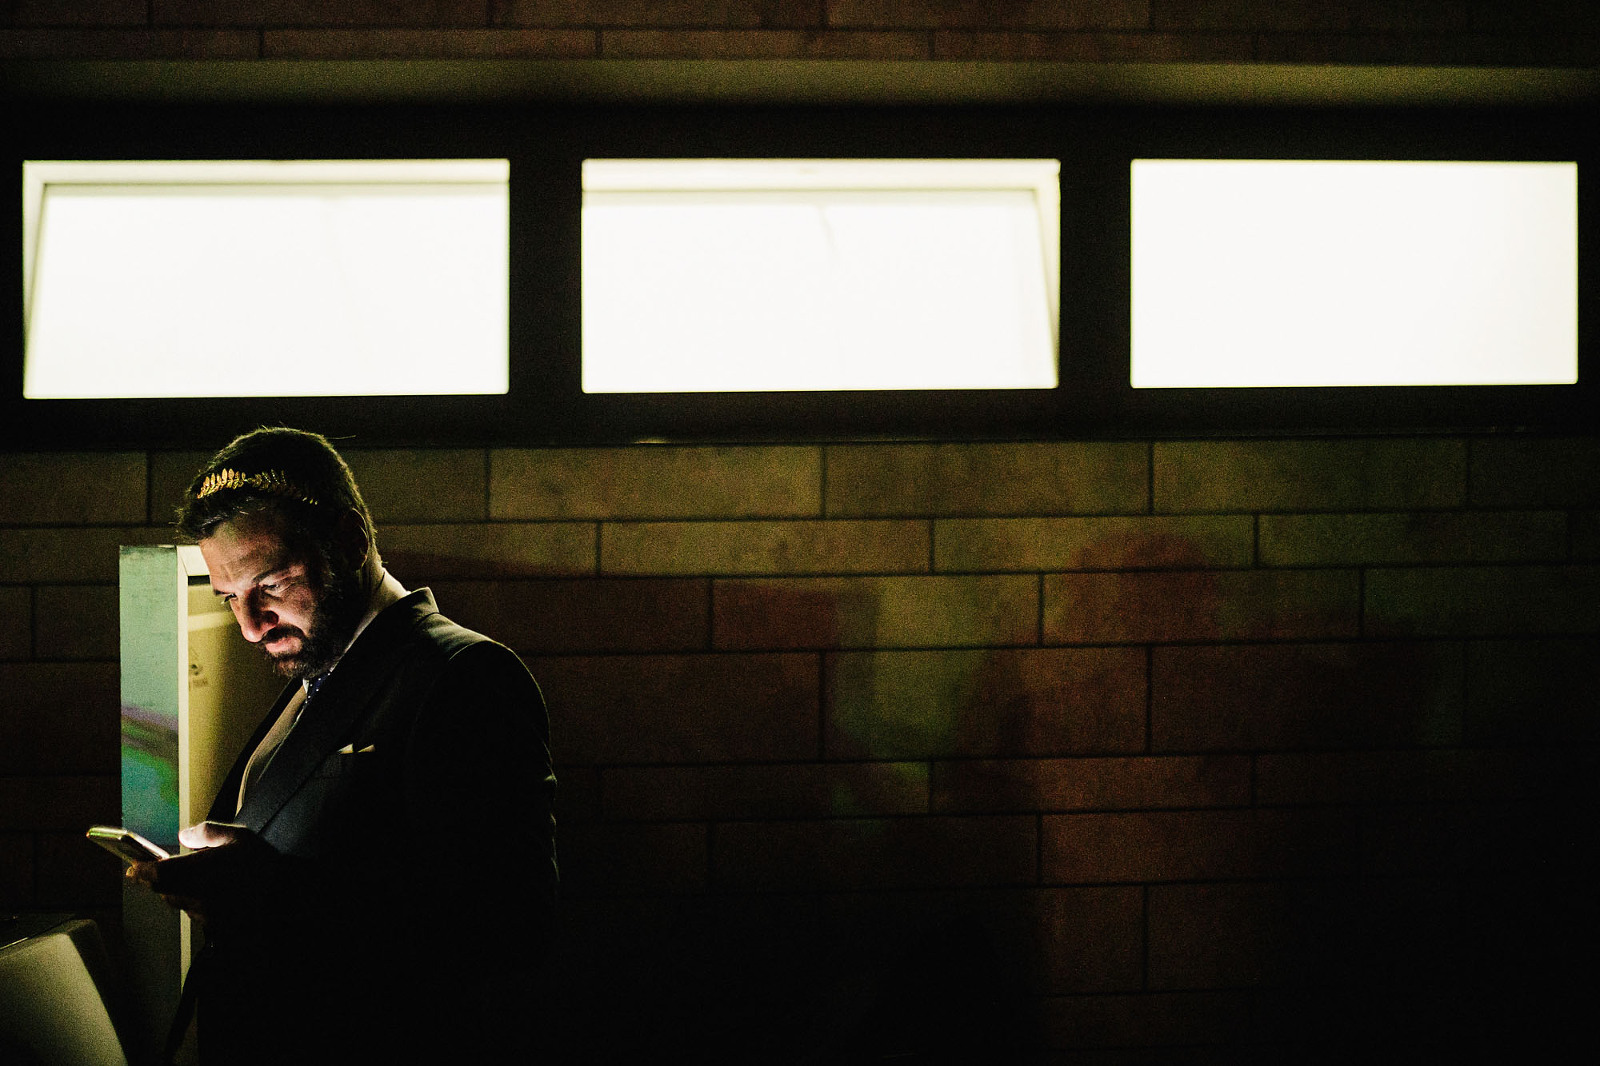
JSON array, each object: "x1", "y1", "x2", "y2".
[{"x1": 198, "y1": 509, "x2": 362, "y2": 681}]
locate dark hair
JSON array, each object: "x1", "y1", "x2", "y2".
[{"x1": 175, "y1": 427, "x2": 377, "y2": 561}]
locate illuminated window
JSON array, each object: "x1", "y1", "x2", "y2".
[
  {"x1": 582, "y1": 159, "x2": 1060, "y2": 393},
  {"x1": 1130, "y1": 160, "x2": 1577, "y2": 388},
  {"x1": 22, "y1": 160, "x2": 509, "y2": 399}
]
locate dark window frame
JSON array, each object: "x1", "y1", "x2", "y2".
[{"x1": 3, "y1": 100, "x2": 1594, "y2": 449}]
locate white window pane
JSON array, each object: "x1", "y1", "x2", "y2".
[
  {"x1": 582, "y1": 159, "x2": 1059, "y2": 393},
  {"x1": 1131, "y1": 160, "x2": 1577, "y2": 388},
  {"x1": 22, "y1": 160, "x2": 509, "y2": 399}
]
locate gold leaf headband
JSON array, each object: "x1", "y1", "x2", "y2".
[{"x1": 195, "y1": 468, "x2": 319, "y2": 506}]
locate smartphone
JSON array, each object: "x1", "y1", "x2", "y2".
[{"x1": 86, "y1": 825, "x2": 171, "y2": 864}]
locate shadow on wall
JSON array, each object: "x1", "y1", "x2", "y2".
[
  {"x1": 456, "y1": 566, "x2": 1597, "y2": 1061},
  {"x1": 524, "y1": 580, "x2": 1038, "y2": 1064},
  {"x1": 1131, "y1": 563, "x2": 1600, "y2": 1061}
]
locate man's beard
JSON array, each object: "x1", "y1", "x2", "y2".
[{"x1": 260, "y1": 564, "x2": 368, "y2": 682}]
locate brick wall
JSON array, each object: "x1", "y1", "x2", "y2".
[
  {"x1": 5, "y1": 437, "x2": 1598, "y2": 1060},
  {"x1": 3, "y1": 1, "x2": 1600, "y2": 65}
]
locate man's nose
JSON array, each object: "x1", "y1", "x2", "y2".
[{"x1": 234, "y1": 600, "x2": 277, "y2": 643}]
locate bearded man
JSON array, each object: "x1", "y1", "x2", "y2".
[{"x1": 129, "y1": 426, "x2": 557, "y2": 1064}]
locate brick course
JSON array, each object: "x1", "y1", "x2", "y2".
[
  {"x1": 1039, "y1": 989, "x2": 1254, "y2": 1050},
  {"x1": 602, "y1": 518, "x2": 928, "y2": 576},
  {"x1": 0, "y1": 662, "x2": 121, "y2": 775},
  {"x1": 1044, "y1": 568, "x2": 1361, "y2": 644},
  {"x1": 603, "y1": 760, "x2": 929, "y2": 820},
  {"x1": 825, "y1": 442, "x2": 1148, "y2": 518},
  {"x1": 1154, "y1": 439, "x2": 1466, "y2": 513},
  {"x1": 0, "y1": 452, "x2": 146, "y2": 526},
  {"x1": 492, "y1": 446, "x2": 821, "y2": 520},
  {"x1": 0, "y1": 585, "x2": 30, "y2": 659},
  {"x1": 1033, "y1": 885, "x2": 1145, "y2": 994},
  {"x1": 932, "y1": 754, "x2": 1251, "y2": 813},
  {"x1": 150, "y1": 1, "x2": 491, "y2": 27},
  {"x1": 1258, "y1": 510, "x2": 1567, "y2": 567},
  {"x1": 713, "y1": 814, "x2": 1038, "y2": 890},
  {"x1": 383, "y1": 521, "x2": 596, "y2": 578},
  {"x1": 716, "y1": 574, "x2": 1040, "y2": 649},
  {"x1": 1365, "y1": 564, "x2": 1600, "y2": 637},
  {"x1": 32, "y1": 584, "x2": 117, "y2": 661},
  {"x1": 344, "y1": 448, "x2": 489, "y2": 523},
  {"x1": 936, "y1": 514, "x2": 1252, "y2": 572},
  {"x1": 1042, "y1": 807, "x2": 1360, "y2": 883},
  {"x1": 1470, "y1": 437, "x2": 1600, "y2": 508},
  {"x1": 0, "y1": 526, "x2": 172, "y2": 584},
  {"x1": 598, "y1": 27, "x2": 926, "y2": 58},
  {"x1": 1464, "y1": 637, "x2": 1600, "y2": 744},
  {"x1": 263, "y1": 26, "x2": 597, "y2": 58},
  {"x1": 11, "y1": 2, "x2": 149, "y2": 28},
  {"x1": 1152, "y1": 642, "x2": 1463, "y2": 751},
  {"x1": 558, "y1": 820, "x2": 710, "y2": 896},
  {"x1": 495, "y1": 1, "x2": 771, "y2": 28},
  {"x1": 825, "y1": 647, "x2": 1146, "y2": 758},
  {"x1": 535, "y1": 651, "x2": 819, "y2": 763},
  {"x1": 433, "y1": 576, "x2": 709, "y2": 652},
  {"x1": 828, "y1": 1, "x2": 1151, "y2": 32}
]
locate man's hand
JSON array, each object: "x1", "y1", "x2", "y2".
[{"x1": 124, "y1": 821, "x2": 263, "y2": 923}]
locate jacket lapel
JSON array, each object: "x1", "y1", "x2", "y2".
[{"x1": 235, "y1": 589, "x2": 439, "y2": 834}]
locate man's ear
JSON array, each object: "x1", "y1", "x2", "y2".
[{"x1": 334, "y1": 509, "x2": 371, "y2": 571}]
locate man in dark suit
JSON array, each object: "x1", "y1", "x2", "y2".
[{"x1": 129, "y1": 427, "x2": 557, "y2": 1064}]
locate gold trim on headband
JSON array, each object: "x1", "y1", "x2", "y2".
[{"x1": 195, "y1": 468, "x2": 318, "y2": 506}]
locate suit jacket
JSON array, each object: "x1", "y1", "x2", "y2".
[{"x1": 185, "y1": 589, "x2": 556, "y2": 1064}]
